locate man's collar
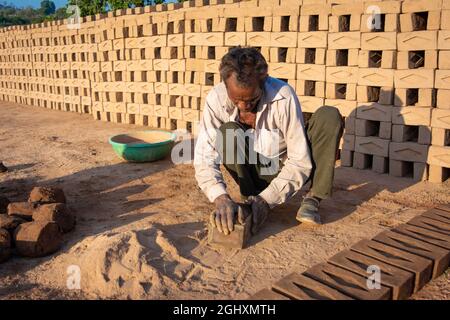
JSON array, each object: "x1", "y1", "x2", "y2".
[{"x1": 264, "y1": 77, "x2": 288, "y2": 103}]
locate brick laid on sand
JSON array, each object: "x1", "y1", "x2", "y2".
[
  {"x1": 0, "y1": 228, "x2": 11, "y2": 263},
  {"x1": 32, "y1": 203, "x2": 75, "y2": 233},
  {"x1": 29, "y1": 187, "x2": 66, "y2": 204},
  {"x1": 208, "y1": 205, "x2": 253, "y2": 249},
  {"x1": 7, "y1": 202, "x2": 38, "y2": 220},
  {"x1": 14, "y1": 221, "x2": 63, "y2": 257}
]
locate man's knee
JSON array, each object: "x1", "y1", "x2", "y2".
[
  {"x1": 218, "y1": 121, "x2": 242, "y2": 135},
  {"x1": 313, "y1": 106, "x2": 343, "y2": 133}
]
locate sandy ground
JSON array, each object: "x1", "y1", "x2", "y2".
[{"x1": 0, "y1": 101, "x2": 449, "y2": 300}]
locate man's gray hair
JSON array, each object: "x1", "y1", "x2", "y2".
[{"x1": 219, "y1": 46, "x2": 268, "y2": 88}]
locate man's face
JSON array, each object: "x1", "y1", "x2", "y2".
[{"x1": 225, "y1": 74, "x2": 263, "y2": 113}]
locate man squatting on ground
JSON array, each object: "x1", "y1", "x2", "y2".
[{"x1": 194, "y1": 47, "x2": 344, "y2": 235}]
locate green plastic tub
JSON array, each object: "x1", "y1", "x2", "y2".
[{"x1": 109, "y1": 130, "x2": 176, "y2": 162}]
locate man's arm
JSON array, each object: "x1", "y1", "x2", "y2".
[
  {"x1": 194, "y1": 94, "x2": 228, "y2": 203},
  {"x1": 258, "y1": 90, "x2": 313, "y2": 208}
]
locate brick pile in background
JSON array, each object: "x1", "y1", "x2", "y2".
[{"x1": 0, "y1": 0, "x2": 449, "y2": 182}]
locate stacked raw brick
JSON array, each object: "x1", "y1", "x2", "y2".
[{"x1": 0, "y1": 0, "x2": 449, "y2": 183}]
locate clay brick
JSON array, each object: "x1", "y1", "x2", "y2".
[
  {"x1": 14, "y1": 221, "x2": 62, "y2": 257},
  {"x1": 439, "y1": 31, "x2": 450, "y2": 49},
  {"x1": 437, "y1": 89, "x2": 450, "y2": 109},
  {"x1": 358, "y1": 50, "x2": 396, "y2": 69},
  {"x1": 361, "y1": 32, "x2": 396, "y2": 50},
  {"x1": 393, "y1": 223, "x2": 450, "y2": 250},
  {"x1": 324, "y1": 99, "x2": 357, "y2": 117},
  {"x1": 392, "y1": 124, "x2": 429, "y2": 143},
  {"x1": 357, "y1": 102, "x2": 392, "y2": 122},
  {"x1": 329, "y1": 14, "x2": 361, "y2": 33},
  {"x1": 269, "y1": 63, "x2": 296, "y2": 80},
  {"x1": 328, "y1": 32, "x2": 361, "y2": 49},
  {"x1": 303, "y1": 263, "x2": 391, "y2": 300},
  {"x1": 439, "y1": 51, "x2": 450, "y2": 69},
  {"x1": 326, "y1": 66, "x2": 359, "y2": 84},
  {"x1": 358, "y1": 68, "x2": 394, "y2": 87},
  {"x1": 392, "y1": 107, "x2": 432, "y2": 126},
  {"x1": 394, "y1": 69, "x2": 435, "y2": 89},
  {"x1": 355, "y1": 136, "x2": 389, "y2": 157},
  {"x1": 342, "y1": 134, "x2": 355, "y2": 151},
  {"x1": 245, "y1": 32, "x2": 271, "y2": 46},
  {"x1": 431, "y1": 127, "x2": 450, "y2": 146},
  {"x1": 296, "y1": 64, "x2": 326, "y2": 81},
  {"x1": 326, "y1": 49, "x2": 358, "y2": 67},
  {"x1": 362, "y1": 13, "x2": 399, "y2": 33},
  {"x1": 394, "y1": 88, "x2": 436, "y2": 107},
  {"x1": 372, "y1": 155, "x2": 389, "y2": 173},
  {"x1": 431, "y1": 108, "x2": 450, "y2": 129},
  {"x1": 351, "y1": 238, "x2": 432, "y2": 294},
  {"x1": 299, "y1": 13, "x2": 330, "y2": 32},
  {"x1": 298, "y1": 96, "x2": 325, "y2": 113},
  {"x1": 297, "y1": 31, "x2": 328, "y2": 48},
  {"x1": 353, "y1": 152, "x2": 372, "y2": 169},
  {"x1": 297, "y1": 80, "x2": 325, "y2": 97},
  {"x1": 208, "y1": 208, "x2": 252, "y2": 249},
  {"x1": 402, "y1": 0, "x2": 442, "y2": 12},
  {"x1": 400, "y1": 11, "x2": 441, "y2": 32},
  {"x1": 356, "y1": 85, "x2": 380, "y2": 103},
  {"x1": 396, "y1": 50, "x2": 438, "y2": 70},
  {"x1": 407, "y1": 215, "x2": 450, "y2": 236},
  {"x1": 428, "y1": 165, "x2": 449, "y2": 182},
  {"x1": 296, "y1": 48, "x2": 326, "y2": 64},
  {"x1": 329, "y1": 249, "x2": 414, "y2": 300},
  {"x1": 427, "y1": 145, "x2": 450, "y2": 168},
  {"x1": 340, "y1": 149, "x2": 354, "y2": 167},
  {"x1": 398, "y1": 31, "x2": 438, "y2": 51},
  {"x1": 389, "y1": 141, "x2": 429, "y2": 162},
  {"x1": 379, "y1": 87, "x2": 395, "y2": 105},
  {"x1": 270, "y1": 32, "x2": 298, "y2": 48},
  {"x1": 272, "y1": 272, "x2": 352, "y2": 300},
  {"x1": 435, "y1": 70, "x2": 450, "y2": 90},
  {"x1": 224, "y1": 32, "x2": 246, "y2": 46},
  {"x1": 422, "y1": 208, "x2": 450, "y2": 224},
  {"x1": 326, "y1": 83, "x2": 356, "y2": 100},
  {"x1": 363, "y1": 1, "x2": 401, "y2": 14},
  {"x1": 373, "y1": 230, "x2": 450, "y2": 279}
]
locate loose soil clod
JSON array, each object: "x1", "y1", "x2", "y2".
[
  {"x1": 0, "y1": 228, "x2": 11, "y2": 263},
  {"x1": 0, "y1": 215, "x2": 26, "y2": 233},
  {"x1": 0, "y1": 196, "x2": 10, "y2": 214},
  {"x1": 28, "y1": 187, "x2": 66, "y2": 205},
  {"x1": 7, "y1": 202, "x2": 37, "y2": 221},
  {"x1": 0, "y1": 162, "x2": 7, "y2": 173},
  {"x1": 14, "y1": 221, "x2": 62, "y2": 258},
  {"x1": 33, "y1": 203, "x2": 75, "y2": 233}
]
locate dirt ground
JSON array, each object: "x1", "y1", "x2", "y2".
[{"x1": 0, "y1": 101, "x2": 449, "y2": 300}]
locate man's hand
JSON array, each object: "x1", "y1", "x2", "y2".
[
  {"x1": 211, "y1": 194, "x2": 238, "y2": 235},
  {"x1": 247, "y1": 195, "x2": 270, "y2": 234}
]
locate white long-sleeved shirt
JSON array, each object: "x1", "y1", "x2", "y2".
[{"x1": 193, "y1": 76, "x2": 313, "y2": 208}]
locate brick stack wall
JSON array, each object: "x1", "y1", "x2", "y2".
[{"x1": 0, "y1": 0, "x2": 449, "y2": 182}]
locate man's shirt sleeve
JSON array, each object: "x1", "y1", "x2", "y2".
[{"x1": 193, "y1": 94, "x2": 228, "y2": 203}]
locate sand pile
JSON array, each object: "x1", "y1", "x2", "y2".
[{"x1": 75, "y1": 225, "x2": 202, "y2": 299}]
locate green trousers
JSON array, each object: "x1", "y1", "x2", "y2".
[{"x1": 218, "y1": 106, "x2": 344, "y2": 200}]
